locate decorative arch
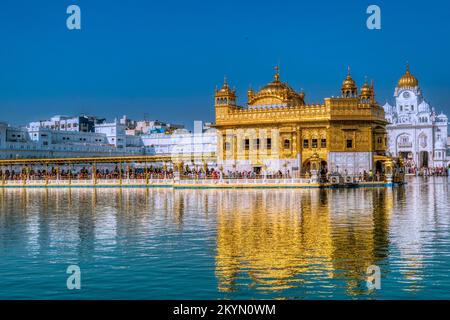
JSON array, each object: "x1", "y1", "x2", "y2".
[
  {"x1": 396, "y1": 133, "x2": 413, "y2": 152},
  {"x1": 418, "y1": 132, "x2": 427, "y2": 149}
]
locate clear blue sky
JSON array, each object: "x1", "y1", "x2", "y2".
[{"x1": 0, "y1": 0, "x2": 449, "y2": 126}]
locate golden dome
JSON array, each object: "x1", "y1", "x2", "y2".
[
  {"x1": 248, "y1": 66, "x2": 305, "y2": 106},
  {"x1": 360, "y1": 78, "x2": 371, "y2": 99},
  {"x1": 259, "y1": 66, "x2": 292, "y2": 94},
  {"x1": 341, "y1": 67, "x2": 358, "y2": 97},
  {"x1": 218, "y1": 77, "x2": 230, "y2": 92},
  {"x1": 341, "y1": 67, "x2": 357, "y2": 91},
  {"x1": 397, "y1": 64, "x2": 418, "y2": 88}
]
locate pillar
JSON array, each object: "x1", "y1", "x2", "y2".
[{"x1": 385, "y1": 160, "x2": 394, "y2": 185}]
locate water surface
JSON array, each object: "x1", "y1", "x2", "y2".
[{"x1": 0, "y1": 177, "x2": 450, "y2": 299}]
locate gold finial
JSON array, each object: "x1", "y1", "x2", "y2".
[
  {"x1": 347, "y1": 66, "x2": 351, "y2": 76},
  {"x1": 223, "y1": 76, "x2": 227, "y2": 85},
  {"x1": 274, "y1": 65, "x2": 280, "y2": 82}
]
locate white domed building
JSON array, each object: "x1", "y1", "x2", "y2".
[{"x1": 383, "y1": 66, "x2": 450, "y2": 171}]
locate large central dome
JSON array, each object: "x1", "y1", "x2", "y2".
[{"x1": 248, "y1": 67, "x2": 305, "y2": 107}]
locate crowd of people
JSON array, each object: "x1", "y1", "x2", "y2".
[
  {"x1": 403, "y1": 166, "x2": 449, "y2": 176},
  {"x1": 0, "y1": 164, "x2": 448, "y2": 182}
]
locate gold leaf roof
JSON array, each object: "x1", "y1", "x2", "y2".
[{"x1": 248, "y1": 66, "x2": 305, "y2": 106}]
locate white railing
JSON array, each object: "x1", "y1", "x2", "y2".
[
  {"x1": 0, "y1": 178, "x2": 174, "y2": 186},
  {"x1": 0, "y1": 175, "x2": 391, "y2": 187},
  {"x1": 175, "y1": 178, "x2": 313, "y2": 185}
]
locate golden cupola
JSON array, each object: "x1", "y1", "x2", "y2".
[
  {"x1": 247, "y1": 66, "x2": 305, "y2": 107},
  {"x1": 359, "y1": 77, "x2": 371, "y2": 100},
  {"x1": 397, "y1": 64, "x2": 418, "y2": 88},
  {"x1": 215, "y1": 77, "x2": 236, "y2": 106},
  {"x1": 341, "y1": 67, "x2": 358, "y2": 97}
]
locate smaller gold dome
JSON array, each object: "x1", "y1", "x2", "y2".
[
  {"x1": 360, "y1": 78, "x2": 371, "y2": 99},
  {"x1": 398, "y1": 65, "x2": 418, "y2": 88},
  {"x1": 341, "y1": 67, "x2": 358, "y2": 97},
  {"x1": 342, "y1": 75, "x2": 356, "y2": 90},
  {"x1": 219, "y1": 77, "x2": 230, "y2": 92}
]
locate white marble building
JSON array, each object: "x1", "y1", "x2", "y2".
[
  {"x1": 383, "y1": 66, "x2": 450, "y2": 169},
  {"x1": 0, "y1": 120, "x2": 145, "y2": 159},
  {"x1": 1, "y1": 117, "x2": 217, "y2": 164},
  {"x1": 140, "y1": 121, "x2": 217, "y2": 168}
]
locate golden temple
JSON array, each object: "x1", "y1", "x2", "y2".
[{"x1": 214, "y1": 67, "x2": 391, "y2": 176}]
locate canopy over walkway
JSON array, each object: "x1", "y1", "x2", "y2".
[{"x1": 0, "y1": 154, "x2": 216, "y2": 166}]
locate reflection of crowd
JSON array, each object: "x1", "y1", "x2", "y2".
[{"x1": 327, "y1": 170, "x2": 386, "y2": 183}]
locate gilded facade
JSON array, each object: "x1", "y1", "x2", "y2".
[{"x1": 214, "y1": 67, "x2": 389, "y2": 175}]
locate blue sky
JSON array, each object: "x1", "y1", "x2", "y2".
[{"x1": 0, "y1": 0, "x2": 449, "y2": 126}]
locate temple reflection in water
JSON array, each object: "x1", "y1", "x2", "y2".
[
  {"x1": 214, "y1": 188, "x2": 393, "y2": 296},
  {"x1": 1, "y1": 178, "x2": 450, "y2": 299}
]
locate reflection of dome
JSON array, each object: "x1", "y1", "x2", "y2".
[{"x1": 398, "y1": 65, "x2": 419, "y2": 88}]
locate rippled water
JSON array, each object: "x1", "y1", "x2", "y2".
[{"x1": 0, "y1": 176, "x2": 450, "y2": 299}]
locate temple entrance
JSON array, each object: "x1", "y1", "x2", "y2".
[
  {"x1": 399, "y1": 151, "x2": 412, "y2": 160},
  {"x1": 398, "y1": 151, "x2": 414, "y2": 173},
  {"x1": 419, "y1": 151, "x2": 429, "y2": 168},
  {"x1": 302, "y1": 160, "x2": 311, "y2": 174},
  {"x1": 375, "y1": 160, "x2": 383, "y2": 174},
  {"x1": 320, "y1": 161, "x2": 328, "y2": 175},
  {"x1": 253, "y1": 166, "x2": 262, "y2": 175},
  {"x1": 302, "y1": 158, "x2": 327, "y2": 175}
]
